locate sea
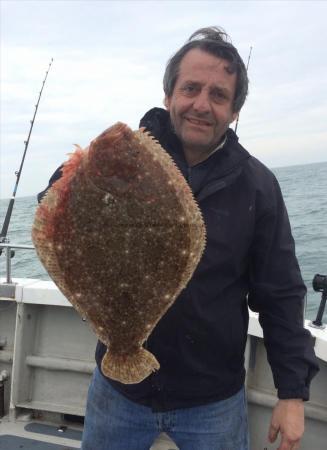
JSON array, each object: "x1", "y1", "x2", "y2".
[{"x1": 1, "y1": 161, "x2": 326, "y2": 322}]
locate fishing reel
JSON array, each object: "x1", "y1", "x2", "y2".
[
  {"x1": 0, "y1": 237, "x2": 15, "y2": 258},
  {"x1": 310, "y1": 274, "x2": 327, "y2": 329},
  {"x1": 313, "y1": 274, "x2": 327, "y2": 293}
]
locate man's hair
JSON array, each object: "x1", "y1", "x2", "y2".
[{"x1": 163, "y1": 26, "x2": 248, "y2": 113}]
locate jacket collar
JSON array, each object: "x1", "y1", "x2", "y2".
[{"x1": 139, "y1": 107, "x2": 251, "y2": 182}]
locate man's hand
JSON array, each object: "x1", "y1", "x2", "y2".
[{"x1": 268, "y1": 399, "x2": 304, "y2": 450}]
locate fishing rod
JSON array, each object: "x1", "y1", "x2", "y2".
[
  {"x1": 234, "y1": 46, "x2": 253, "y2": 134},
  {"x1": 0, "y1": 58, "x2": 53, "y2": 253}
]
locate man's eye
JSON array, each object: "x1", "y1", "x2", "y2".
[
  {"x1": 211, "y1": 91, "x2": 227, "y2": 102},
  {"x1": 182, "y1": 85, "x2": 197, "y2": 94}
]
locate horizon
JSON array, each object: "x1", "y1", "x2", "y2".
[{"x1": 1, "y1": 159, "x2": 326, "y2": 202}]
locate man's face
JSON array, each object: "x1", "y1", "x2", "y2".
[{"x1": 165, "y1": 48, "x2": 238, "y2": 156}]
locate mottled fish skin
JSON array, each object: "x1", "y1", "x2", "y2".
[{"x1": 32, "y1": 122, "x2": 206, "y2": 384}]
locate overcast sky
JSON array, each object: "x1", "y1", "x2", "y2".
[{"x1": 1, "y1": 0, "x2": 326, "y2": 199}]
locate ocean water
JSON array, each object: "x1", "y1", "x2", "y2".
[{"x1": 1, "y1": 161, "x2": 326, "y2": 321}]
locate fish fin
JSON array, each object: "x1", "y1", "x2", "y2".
[{"x1": 101, "y1": 348, "x2": 160, "y2": 384}]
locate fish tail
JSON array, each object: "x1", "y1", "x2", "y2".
[{"x1": 101, "y1": 348, "x2": 160, "y2": 384}]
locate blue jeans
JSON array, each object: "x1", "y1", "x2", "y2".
[{"x1": 81, "y1": 368, "x2": 249, "y2": 450}]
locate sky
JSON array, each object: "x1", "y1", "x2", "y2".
[{"x1": 1, "y1": 0, "x2": 326, "y2": 199}]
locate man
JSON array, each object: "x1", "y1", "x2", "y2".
[{"x1": 40, "y1": 27, "x2": 319, "y2": 450}]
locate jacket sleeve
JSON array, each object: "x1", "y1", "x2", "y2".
[
  {"x1": 37, "y1": 165, "x2": 63, "y2": 203},
  {"x1": 248, "y1": 175, "x2": 319, "y2": 400}
]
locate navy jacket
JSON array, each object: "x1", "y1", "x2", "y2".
[{"x1": 40, "y1": 108, "x2": 319, "y2": 412}]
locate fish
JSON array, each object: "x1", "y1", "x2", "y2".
[{"x1": 32, "y1": 122, "x2": 206, "y2": 384}]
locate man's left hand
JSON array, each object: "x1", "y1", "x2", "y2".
[{"x1": 268, "y1": 399, "x2": 304, "y2": 450}]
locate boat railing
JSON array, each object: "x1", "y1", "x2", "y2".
[
  {"x1": 0, "y1": 242, "x2": 35, "y2": 289},
  {"x1": 0, "y1": 241, "x2": 326, "y2": 329}
]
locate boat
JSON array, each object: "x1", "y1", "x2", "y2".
[{"x1": 0, "y1": 242, "x2": 326, "y2": 450}]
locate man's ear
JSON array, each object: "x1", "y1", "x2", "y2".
[{"x1": 164, "y1": 95, "x2": 170, "y2": 111}]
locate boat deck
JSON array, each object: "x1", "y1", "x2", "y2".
[
  {"x1": 0, "y1": 416, "x2": 82, "y2": 450},
  {"x1": 0, "y1": 416, "x2": 178, "y2": 450}
]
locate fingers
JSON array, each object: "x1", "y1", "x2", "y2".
[
  {"x1": 269, "y1": 425, "x2": 301, "y2": 450},
  {"x1": 268, "y1": 423, "x2": 279, "y2": 443},
  {"x1": 277, "y1": 434, "x2": 301, "y2": 450},
  {"x1": 268, "y1": 399, "x2": 304, "y2": 449}
]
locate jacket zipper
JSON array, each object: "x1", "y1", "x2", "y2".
[{"x1": 187, "y1": 167, "x2": 192, "y2": 185}]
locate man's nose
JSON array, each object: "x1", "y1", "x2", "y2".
[{"x1": 192, "y1": 90, "x2": 211, "y2": 113}]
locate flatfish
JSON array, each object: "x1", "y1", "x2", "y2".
[{"x1": 32, "y1": 122, "x2": 206, "y2": 384}]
